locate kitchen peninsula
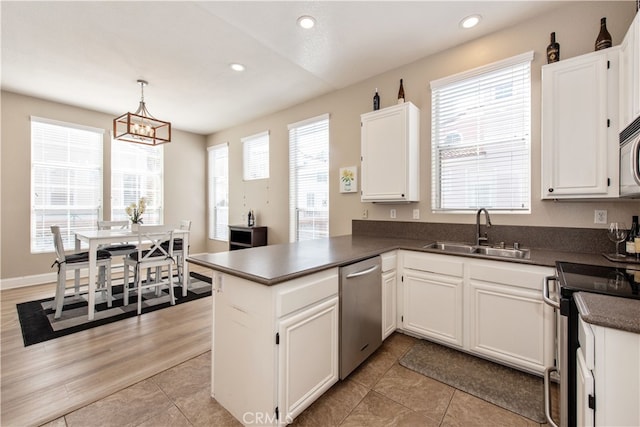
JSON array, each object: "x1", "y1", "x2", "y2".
[{"x1": 188, "y1": 226, "x2": 639, "y2": 426}]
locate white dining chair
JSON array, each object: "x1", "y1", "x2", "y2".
[
  {"x1": 122, "y1": 225, "x2": 176, "y2": 315},
  {"x1": 50, "y1": 225, "x2": 113, "y2": 319},
  {"x1": 97, "y1": 220, "x2": 137, "y2": 258},
  {"x1": 161, "y1": 219, "x2": 191, "y2": 285}
]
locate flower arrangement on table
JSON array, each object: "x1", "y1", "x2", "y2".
[{"x1": 125, "y1": 197, "x2": 146, "y2": 224}]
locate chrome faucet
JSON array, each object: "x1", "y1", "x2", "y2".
[{"x1": 476, "y1": 208, "x2": 492, "y2": 246}]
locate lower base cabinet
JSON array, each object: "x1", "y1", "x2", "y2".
[
  {"x1": 397, "y1": 251, "x2": 554, "y2": 374},
  {"x1": 467, "y1": 261, "x2": 555, "y2": 374},
  {"x1": 211, "y1": 268, "x2": 339, "y2": 426},
  {"x1": 381, "y1": 251, "x2": 397, "y2": 340}
]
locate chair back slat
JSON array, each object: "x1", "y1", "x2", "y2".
[
  {"x1": 97, "y1": 220, "x2": 130, "y2": 231},
  {"x1": 135, "y1": 225, "x2": 174, "y2": 263},
  {"x1": 50, "y1": 225, "x2": 66, "y2": 262}
]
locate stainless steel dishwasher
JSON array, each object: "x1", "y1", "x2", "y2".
[{"x1": 339, "y1": 256, "x2": 382, "y2": 379}]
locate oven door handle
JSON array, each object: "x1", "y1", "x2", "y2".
[
  {"x1": 544, "y1": 366, "x2": 559, "y2": 427},
  {"x1": 543, "y1": 275, "x2": 560, "y2": 309}
]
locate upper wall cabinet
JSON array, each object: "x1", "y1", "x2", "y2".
[
  {"x1": 541, "y1": 47, "x2": 620, "y2": 199},
  {"x1": 361, "y1": 102, "x2": 420, "y2": 203},
  {"x1": 620, "y1": 12, "x2": 640, "y2": 132}
]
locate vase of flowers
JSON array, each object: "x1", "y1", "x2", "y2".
[{"x1": 126, "y1": 197, "x2": 146, "y2": 230}]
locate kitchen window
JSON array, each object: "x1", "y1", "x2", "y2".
[
  {"x1": 110, "y1": 137, "x2": 163, "y2": 225},
  {"x1": 431, "y1": 51, "x2": 533, "y2": 212},
  {"x1": 289, "y1": 114, "x2": 329, "y2": 242},
  {"x1": 242, "y1": 131, "x2": 269, "y2": 181},
  {"x1": 30, "y1": 117, "x2": 103, "y2": 253},
  {"x1": 208, "y1": 143, "x2": 229, "y2": 241}
]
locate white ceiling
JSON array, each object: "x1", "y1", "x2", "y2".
[{"x1": 1, "y1": 1, "x2": 563, "y2": 135}]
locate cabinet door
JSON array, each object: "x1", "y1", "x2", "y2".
[
  {"x1": 278, "y1": 296, "x2": 339, "y2": 422},
  {"x1": 403, "y1": 270, "x2": 463, "y2": 347},
  {"x1": 620, "y1": 16, "x2": 637, "y2": 130},
  {"x1": 468, "y1": 280, "x2": 552, "y2": 374},
  {"x1": 382, "y1": 269, "x2": 397, "y2": 340},
  {"x1": 361, "y1": 102, "x2": 419, "y2": 202},
  {"x1": 541, "y1": 50, "x2": 617, "y2": 198},
  {"x1": 576, "y1": 348, "x2": 595, "y2": 427}
]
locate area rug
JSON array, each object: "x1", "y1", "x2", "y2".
[
  {"x1": 17, "y1": 272, "x2": 212, "y2": 347},
  {"x1": 399, "y1": 339, "x2": 545, "y2": 423}
]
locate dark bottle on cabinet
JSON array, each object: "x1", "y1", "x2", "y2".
[
  {"x1": 373, "y1": 88, "x2": 380, "y2": 111},
  {"x1": 547, "y1": 32, "x2": 560, "y2": 63},
  {"x1": 626, "y1": 216, "x2": 638, "y2": 256},
  {"x1": 247, "y1": 210, "x2": 254, "y2": 227},
  {"x1": 397, "y1": 79, "x2": 405, "y2": 104},
  {"x1": 595, "y1": 17, "x2": 612, "y2": 51}
]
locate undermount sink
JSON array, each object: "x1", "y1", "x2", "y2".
[
  {"x1": 423, "y1": 241, "x2": 531, "y2": 259},
  {"x1": 423, "y1": 241, "x2": 476, "y2": 254}
]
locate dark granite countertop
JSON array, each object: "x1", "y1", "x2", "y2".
[
  {"x1": 188, "y1": 234, "x2": 629, "y2": 285},
  {"x1": 575, "y1": 292, "x2": 640, "y2": 334}
]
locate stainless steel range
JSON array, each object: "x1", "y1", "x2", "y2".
[{"x1": 543, "y1": 261, "x2": 640, "y2": 427}]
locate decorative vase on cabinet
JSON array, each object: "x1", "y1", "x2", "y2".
[{"x1": 360, "y1": 102, "x2": 420, "y2": 203}]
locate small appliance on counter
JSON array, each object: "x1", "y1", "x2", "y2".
[{"x1": 619, "y1": 115, "x2": 640, "y2": 198}]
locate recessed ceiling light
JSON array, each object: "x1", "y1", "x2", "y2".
[
  {"x1": 460, "y1": 14, "x2": 482, "y2": 29},
  {"x1": 297, "y1": 15, "x2": 316, "y2": 29},
  {"x1": 230, "y1": 63, "x2": 245, "y2": 72}
]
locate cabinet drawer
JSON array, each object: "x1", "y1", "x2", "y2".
[
  {"x1": 468, "y1": 260, "x2": 553, "y2": 291},
  {"x1": 381, "y1": 251, "x2": 397, "y2": 272},
  {"x1": 403, "y1": 252, "x2": 463, "y2": 277},
  {"x1": 276, "y1": 269, "x2": 339, "y2": 318}
]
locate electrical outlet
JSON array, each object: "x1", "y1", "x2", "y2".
[
  {"x1": 390, "y1": 209, "x2": 397, "y2": 219},
  {"x1": 362, "y1": 209, "x2": 368, "y2": 219},
  {"x1": 413, "y1": 209, "x2": 420, "y2": 219},
  {"x1": 594, "y1": 209, "x2": 607, "y2": 224}
]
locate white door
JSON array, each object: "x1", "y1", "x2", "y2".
[
  {"x1": 576, "y1": 348, "x2": 595, "y2": 427},
  {"x1": 382, "y1": 269, "x2": 397, "y2": 339}
]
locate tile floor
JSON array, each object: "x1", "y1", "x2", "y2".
[{"x1": 42, "y1": 333, "x2": 551, "y2": 426}]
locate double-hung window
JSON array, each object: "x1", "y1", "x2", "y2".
[
  {"x1": 208, "y1": 143, "x2": 229, "y2": 240},
  {"x1": 242, "y1": 131, "x2": 269, "y2": 181},
  {"x1": 31, "y1": 117, "x2": 103, "y2": 253},
  {"x1": 288, "y1": 114, "x2": 329, "y2": 242},
  {"x1": 431, "y1": 51, "x2": 533, "y2": 212},
  {"x1": 110, "y1": 138, "x2": 163, "y2": 224}
]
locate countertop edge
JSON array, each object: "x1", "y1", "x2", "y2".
[{"x1": 575, "y1": 292, "x2": 640, "y2": 334}]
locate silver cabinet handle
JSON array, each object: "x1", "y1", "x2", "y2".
[
  {"x1": 345, "y1": 265, "x2": 379, "y2": 279},
  {"x1": 544, "y1": 366, "x2": 559, "y2": 427},
  {"x1": 543, "y1": 275, "x2": 560, "y2": 309}
]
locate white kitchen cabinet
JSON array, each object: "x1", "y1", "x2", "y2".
[
  {"x1": 620, "y1": 12, "x2": 640, "y2": 131},
  {"x1": 381, "y1": 251, "x2": 397, "y2": 340},
  {"x1": 400, "y1": 251, "x2": 464, "y2": 347},
  {"x1": 360, "y1": 102, "x2": 420, "y2": 203},
  {"x1": 278, "y1": 296, "x2": 339, "y2": 422},
  {"x1": 211, "y1": 268, "x2": 339, "y2": 425},
  {"x1": 467, "y1": 260, "x2": 555, "y2": 374},
  {"x1": 578, "y1": 317, "x2": 640, "y2": 427},
  {"x1": 541, "y1": 47, "x2": 619, "y2": 199}
]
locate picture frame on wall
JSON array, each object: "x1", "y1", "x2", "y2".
[{"x1": 340, "y1": 166, "x2": 358, "y2": 193}]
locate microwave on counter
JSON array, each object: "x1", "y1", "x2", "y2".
[{"x1": 620, "y1": 115, "x2": 640, "y2": 198}]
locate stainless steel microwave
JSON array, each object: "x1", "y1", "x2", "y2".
[{"x1": 620, "y1": 116, "x2": 640, "y2": 198}]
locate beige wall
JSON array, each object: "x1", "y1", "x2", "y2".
[
  {"x1": 0, "y1": 91, "x2": 207, "y2": 283},
  {"x1": 206, "y1": 1, "x2": 640, "y2": 253}
]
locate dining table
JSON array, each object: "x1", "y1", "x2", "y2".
[{"x1": 74, "y1": 227, "x2": 190, "y2": 320}]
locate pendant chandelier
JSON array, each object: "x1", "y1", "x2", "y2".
[{"x1": 113, "y1": 79, "x2": 171, "y2": 146}]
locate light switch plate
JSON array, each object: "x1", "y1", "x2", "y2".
[
  {"x1": 413, "y1": 209, "x2": 420, "y2": 219},
  {"x1": 390, "y1": 209, "x2": 397, "y2": 219}
]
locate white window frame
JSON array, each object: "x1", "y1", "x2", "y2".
[
  {"x1": 208, "y1": 143, "x2": 229, "y2": 241},
  {"x1": 242, "y1": 131, "x2": 269, "y2": 181},
  {"x1": 288, "y1": 114, "x2": 330, "y2": 242},
  {"x1": 30, "y1": 116, "x2": 104, "y2": 253},
  {"x1": 430, "y1": 51, "x2": 533, "y2": 213},
  {"x1": 110, "y1": 136, "x2": 164, "y2": 225}
]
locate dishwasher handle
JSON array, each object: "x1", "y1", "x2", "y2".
[
  {"x1": 543, "y1": 275, "x2": 560, "y2": 309},
  {"x1": 345, "y1": 264, "x2": 379, "y2": 279}
]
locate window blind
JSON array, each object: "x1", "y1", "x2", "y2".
[
  {"x1": 242, "y1": 131, "x2": 269, "y2": 181},
  {"x1": 431, "y1": 52, "x2": 533, "y2": 212},
  {"x1": 111, "y1": 137, "x2": 163, "y2": 224},
  {"x1": 288, "y1": 114, "x2": 329, "y2": 242},
  {"x1": 208, "y1": 143, "x2": 229, "y2": 240},
  {"x1": 31, "y1": 117, "x2": 103, "y2": 253}
]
